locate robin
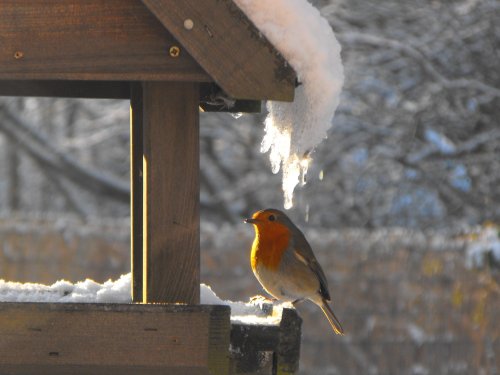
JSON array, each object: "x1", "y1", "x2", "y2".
[{"x1": 245, "y1": 208, "x2": 344, "y2": 335}]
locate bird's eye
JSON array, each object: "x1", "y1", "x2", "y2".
[{"x1": 268, "y1": 214, "x2": 276, "y2": 222}]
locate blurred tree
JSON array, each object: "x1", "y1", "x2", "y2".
[{"x1": 0, "y1": 0, "x2": 498, "y2": 229}]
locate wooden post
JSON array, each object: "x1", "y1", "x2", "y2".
[
  {"x1": 229, "y1": 308, "x2": 302, "y2": 374},
  {"x1": 274, "y1": 309, "x2": 302, "y2": 374},
  {"x1": 131, "y1": 81, "x2": 200, "y2": 304},
  {"x1": 130, "y1": 83, "x2": 144, "y2": 302}
]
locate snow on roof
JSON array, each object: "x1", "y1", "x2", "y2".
[
  {"x1": 235, "y1": 0, "x2": 344, "y2": 208},
  {"x1": 0, "y1": 273, "x2": 289, "y2": 325}
]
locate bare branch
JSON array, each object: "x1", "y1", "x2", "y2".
[
  {"x1": 339, "y1": 32, "x2": 500, "y2": 98},
  {"x1": 0, "y1": 105, "x2": 129, "y2": 203}
]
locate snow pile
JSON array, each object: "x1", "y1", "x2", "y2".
[
  {"x1": 0, "y1": 274, "x2": 288, "y2": 325},
  {"x1": 201, "y1": 283, "x2": 290, "y2": 325},
  {"x1": 235, "y1": 0, "x2": 344, "y2": 208},
  {"x1": 466, "y1": 225, "x2": 500, "y2": 268},
  {"x1": 0, "y1": 274, "x2": 131, "y2": 303}
]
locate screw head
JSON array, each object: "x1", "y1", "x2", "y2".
[
  {"x1": 169, "y1": 46, "x2": 181, "y2": 58},
  {"x1": 183, "y1": 19, "x2": 194, "y2": 30}
]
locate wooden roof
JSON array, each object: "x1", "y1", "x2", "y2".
[{"x1": 0, "y1": 0, "x2": 295, "y2": 101}]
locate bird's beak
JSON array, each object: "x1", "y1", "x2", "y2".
[{"x1": 244, "y1": 218, "x2": 258, "y2": 224}]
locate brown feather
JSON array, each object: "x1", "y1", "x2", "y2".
[
  {"x1": 320, "y1": 300, "x2": 344, "y2": 335},
  {"x1": 292, "y1": 230, "x2": 331, "y2": 301}
]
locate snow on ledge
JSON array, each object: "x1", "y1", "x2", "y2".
[
  {"x1": 0, "y1": 274, "x2": 289, "y2": 325},
  {"x1": 0, "y1": 274, "x2": 131, "y2": 304},
  {"x1": 234, "y1": 0, "x2": 344, "y2": 208},
  {"x1": 201, "y1": 283, "x2": 292, "y2": 325}
]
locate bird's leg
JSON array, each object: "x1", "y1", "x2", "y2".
[{"x1": 292, "y1": 298, "x2": 305, "y2": 307}]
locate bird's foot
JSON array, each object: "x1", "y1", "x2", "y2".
[
  {"x1": 249, "y1": 295, "x2": 277, "y2": 315},
  {"x1": 249, "y1": 295, "x2": 276, "y2": 304}
]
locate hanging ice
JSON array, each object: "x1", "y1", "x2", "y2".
[{"x1": 235, "y1": 0, "x2": 344, "y2": 208}]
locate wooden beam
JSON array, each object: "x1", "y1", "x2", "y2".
[
  {"x1": 0, "y1": 303, "x2": 230, "y2": 375},
  {"x1": 199, "y1": 83, "x2": 262, "y2": 113},
  {"x1": 142, "y1": 82, "x2": 200, "y2": 304},
  {"x1": 141, "y1": 0, "x2": 296, "y2": 101},
  {"x1": 130, "y1": 83, "x2": 144, "y2": 303},
  {"x1": 0, "y1": 0, "x2": 210, "y2": 82},
  {"x1": 0, "y1": 80, "x2": 262, "y2": 113},
  {"x1": 0, "y1": 80, "x2": 130, "y2": 99}
]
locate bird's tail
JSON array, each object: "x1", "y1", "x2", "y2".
[{"x1": 319, "y1": 300, "x2": 344, "y2": 335}]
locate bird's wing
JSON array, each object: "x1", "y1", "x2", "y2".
[{"x1": 292, "y1": 230, "x2": 331, "y2": 302}]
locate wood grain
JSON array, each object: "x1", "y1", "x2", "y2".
[
  {"x1": 0, "y1": 303, "x2": 230, "y2": 375},
  {"x1": 0, "y1": 0, "x2": 210, "y2": 81},
  {"x1": 142, "y1": 81, "x2": 200, "y2": 304},
  {"x1": 141, "y1": 0, "x2": 296, "y2": 101}
]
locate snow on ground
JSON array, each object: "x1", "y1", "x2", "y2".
[
  {"x1": 234, "y1": 0, "x2": 344, "y2": 208},
  {"x1": 0, "y1": 273, "x2": 287, "y2": 325}
]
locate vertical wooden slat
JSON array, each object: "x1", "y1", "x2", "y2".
[
  {"x1": 275, "y1": 309, "x2": 302, "y2": 374},
  {"x1": 130, "y1": 83, "x2": 144, "y2": 302},
  {"x1": 208, "y1": 307, "x2": 231, "y2": 375},
  {"x1": 142, "y1": 81, "x2": 200, "y2": 304},
  {"x1": 228, "y1": 308, "x2": 302, "y2": 374}
]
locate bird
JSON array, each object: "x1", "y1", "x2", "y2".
[{"x1": 245, "y1": 208, "x2": 344, "y2": 335}]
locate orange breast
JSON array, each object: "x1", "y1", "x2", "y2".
[{"x1": 251, "y1": 224, "x2": 290, "y2": 271}]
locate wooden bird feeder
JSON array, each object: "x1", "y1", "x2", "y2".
[{"x1": 0, "y1": 1, "x2": 301, "y2": 374}]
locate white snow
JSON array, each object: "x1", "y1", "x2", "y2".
[
  {"x1": 201, "y1": 283, "x2": 291, "y2": 325},
  {"x1": 0, "y1": 274, "x2": 131, "y2": 303},
  {"x1": 465, "y1": 225, "x2": 500, "y2": 268},
  {"x1": 0, "y1": 274, "x2": 288, "y2": 325},
  {"x1": 234, "y1": 0, "x2": 344, "y2": 208}
]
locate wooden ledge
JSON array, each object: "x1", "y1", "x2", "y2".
[{"x1": 0, "y1": 302, "x2": 230, "y2": 375}]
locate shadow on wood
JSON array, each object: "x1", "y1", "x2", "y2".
[{"x1": 230, "y1": 308, "x2": 302, "y2": 375}]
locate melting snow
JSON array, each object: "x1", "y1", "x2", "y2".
[{"x1": 234, "y1": 0, "x2": 344, "y2": 208}]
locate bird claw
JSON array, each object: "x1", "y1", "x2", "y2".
[
  {"x1": 249, "y1": 295, "x2": 276, "y2": 315},
  {"x1": 249, "y1": 295, "x2": 276, "y2": 304}
]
